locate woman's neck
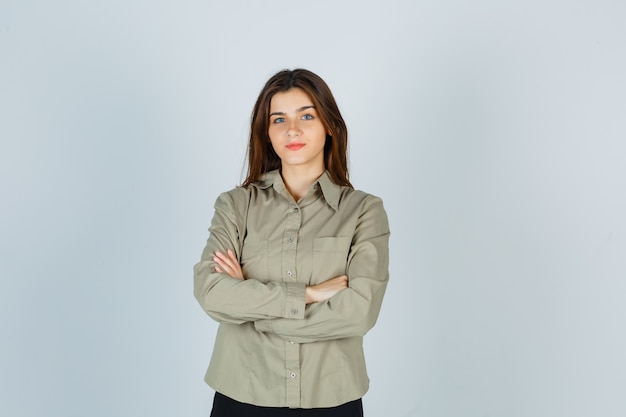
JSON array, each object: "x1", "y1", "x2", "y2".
[{"x1": 281, "y1": 165, "x2": 325, "y2": 201}]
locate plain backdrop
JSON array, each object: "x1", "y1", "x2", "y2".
[{"x1": 1, "y1": 1, "x2": 625, "y2": 416}]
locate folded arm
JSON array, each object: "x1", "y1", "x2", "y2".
[
  {"x1": 254, "y1": 197, "x2": 390, "y2": 343},
  {"x1": 193, "y1": 191, "x2": 306, "y2": 324}
]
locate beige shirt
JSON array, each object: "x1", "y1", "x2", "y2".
[{"x1": 193, "y1": 170, "x2": 390, "y2": 409}]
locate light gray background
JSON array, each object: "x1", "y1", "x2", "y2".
[{"x1": 1, "y1": 1, "x2": 625, "y2": 416}]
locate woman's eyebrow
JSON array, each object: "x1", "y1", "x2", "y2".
[{"x1": 269, "y1": 105, "x2": 316, "y2": 117}]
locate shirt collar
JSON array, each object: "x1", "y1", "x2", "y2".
[
  {"x1": 254, "y1": 170, "x2": 341, "y2": 212},
  {"x1": 315, "y1": 171, "x2": 340, "y2": 212}
]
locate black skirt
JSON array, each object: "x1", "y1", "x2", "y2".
[{"x1": 210, "y1": 392, "x2": 364, "y2": 417}]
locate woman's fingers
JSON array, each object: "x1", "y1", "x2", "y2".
[
  {"x1": 213, "y1": 249, "x2": 244, "y2": 279},
  {"x1": 214, "y1": 251, "x2": 235, "y2": 269},
  {"x1": 306, "y1": 275, "x2": 349, "y2": 304}
]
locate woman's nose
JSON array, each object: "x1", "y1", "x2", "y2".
[{"x1": 287, "y1": 120, "x2": 301, "y2": 136}]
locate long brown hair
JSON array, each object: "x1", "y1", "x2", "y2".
[{"x1": 242, "y1": 68, "x2": 352, "y2": 188}]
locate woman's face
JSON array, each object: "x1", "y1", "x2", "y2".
[{"x1": 268, "y1": 88, "x2": 329, "y2": 173}]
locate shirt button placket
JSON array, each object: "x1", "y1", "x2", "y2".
[
  {"x1": 286, "y1": 339, "x2": 301, "y2": 406},
  {"x1": 284, "y1": 204, "x2": 301, "y2": 406},
  {"x1": 282, "y1": 205, "x2": 301, "y2": 282}
]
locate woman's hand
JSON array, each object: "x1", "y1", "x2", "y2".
[
  {"x1": 305, "y1": 275, "x2": 348, "y2": 304},
  {"x1": 213, "y1": 249, "x2": 244, "y2": 280}
]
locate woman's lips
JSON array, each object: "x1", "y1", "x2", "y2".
[{"x1": 286, "y1": 143, "x2": 305, "y2": 151}]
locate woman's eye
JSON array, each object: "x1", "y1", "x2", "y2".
[
  {"x1": 273, "y1": 117, "x2": 285, "y2": 124},
  {"x1": 302, "y1": 114, "x2": 314, "y2": 120}
]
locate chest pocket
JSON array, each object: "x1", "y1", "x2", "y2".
[
  {"x1": 312, "y1": 236, "x2": 352, "y2": 284},
  {"x1": 241, "y1": 241, "x2": 269, "y2": 282}
]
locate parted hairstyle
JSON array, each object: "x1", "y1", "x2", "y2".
[{"x1": 242, "y1": 68, "x2": 352, "y2": 189}]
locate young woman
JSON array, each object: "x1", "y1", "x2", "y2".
[{"x1": 194, "y1": 68, "x2": 390, "y2": 416}]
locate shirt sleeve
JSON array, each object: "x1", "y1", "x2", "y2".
[
  {"x1": 254, "y1": 196, "x2": 390, "y2": 343},
  {"x1": 194, "y1": 190, "x2": 306, "y2": 324}
]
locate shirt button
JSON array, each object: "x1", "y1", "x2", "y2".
[
  {"x1": 287, "y1": 270, "x2": 293, "y2": 277},
  {"x1": 292, "y1": 207, "x2": 299, "y2": 213},
  {"x1": 290, "y1": 372, "x2": 297, "y2": 379},
  {"x1": 291, "y1": 308, "x2": 299, "y2": 315},
  {"x1": 289, "y1": 340, "x2": 295, "y2": 344},
  {"x1": 287, "y1": 236, "x2": 294, "y2": 243}
]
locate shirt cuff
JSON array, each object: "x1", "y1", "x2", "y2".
[
  {"x1": 284, "y1": 282, "x2": 306, "y2": 319},
  {"x1": 255, "y1": 283, "x2": 305, "y2": 333}
]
